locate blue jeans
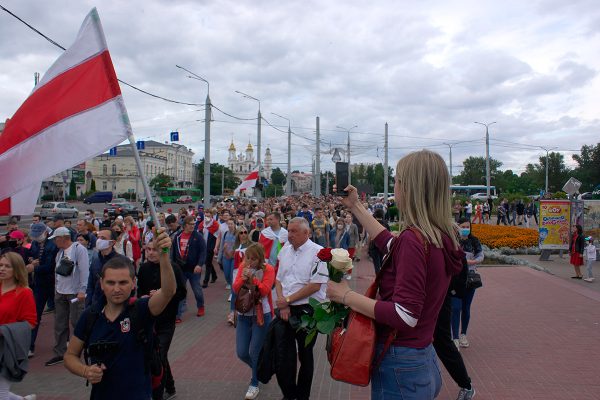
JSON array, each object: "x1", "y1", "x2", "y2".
[
  {"x1": 230, "y1": 269, "x2": 238, "y2": 312},
  {"x1": 371, "y1": 344, "x2": 441, "y2": 400},
  {"x1": 177, "y1": 271, "x2": 204, "y2": 317},
  {"x1": 236, "y1": 313, "x2": 272, "y2": 386},
  {"x1": 451, "y1": 289, "x2": 476, "y2": 339},
  {"x1": 223, "y1": 257, "x2": 234, "y2": 285}
]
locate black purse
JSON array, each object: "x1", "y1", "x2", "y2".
[
  {"x1": 466, "y1": 270, "x2": 483, "y2": 289},
  {"x1": 56, "y1": 256, "x2": 75, "y2": 277}
]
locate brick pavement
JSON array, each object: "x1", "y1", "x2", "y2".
[{"x1": 12, "y1": 248, "x2": 600, "y2": 399}]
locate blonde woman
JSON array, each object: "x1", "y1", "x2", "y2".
[
  {"x1": 227, "y1": 226, "x2": 253, "y2": 324},
  {"x1": 232, "y1": 244, "x2": 275, "y2": 400},
  {"x1": 0, "y1": 252, "x2": 37, "y2": 400},
  {"x1": 328, "y1": 150, "x2": 464, "y2": 400}
]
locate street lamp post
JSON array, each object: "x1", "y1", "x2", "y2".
[
  {"x1": 235, "y1": 90, "x2": 262, "y2": 198},
  {"x1": 176, "y1": 65, "x2": 211, "y2": 209},
  {"x1": 540, "y1": 146, "x2": 557, "y2": 194},
  {"x1": 271, "y1": 112, "x2": 292, "y2": 196},
  {"x1": 336, "y1": 125, "x2": 358, "y2": 185},
  {"x1": 474, "y1": 121, "x2": 496, "y2": 198}
]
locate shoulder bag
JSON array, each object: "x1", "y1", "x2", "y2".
[
  {"x1": 466, "y1": 270, "x2": 483, "y2": 289},
  {"x1": 56, "y1": 243, "x2": 79, "y2": 277},
  {"x1": 327, "y1": 227, "x2": 429, "y2": 386},
  {"x1": 235, "y1": 270, "x2": 261, "y2": 313}
]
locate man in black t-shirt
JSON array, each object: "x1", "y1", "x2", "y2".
[{"x1": 63, "y1": 228, "x2": 176, "y2": 400}]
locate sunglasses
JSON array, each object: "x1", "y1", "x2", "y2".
[{"x1": 239, "y1": 231, "x2": 248, "y2": 234}]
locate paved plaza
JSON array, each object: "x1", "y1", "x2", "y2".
[{"x1": 12, "y1": 249, "x2": 600, "y2": 400}]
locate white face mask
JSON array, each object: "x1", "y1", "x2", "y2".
[
  {"x1": 204, "y1": 217, "x2": 212, "y2": 223},
  {"x1": 96, "y1": 239, "x2": 112, "y2": 251}
]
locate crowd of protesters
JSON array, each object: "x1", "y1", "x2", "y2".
[{"x1": 5, "y1": 177, "x2": 593, "y2": 399}]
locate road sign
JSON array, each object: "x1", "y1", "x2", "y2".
[
  {"x1": 136, "y1": 140, "x2": 145, "y2": 150},
  {"x1": 170, "y1": 131, "x2": 179, "y2": 142}
]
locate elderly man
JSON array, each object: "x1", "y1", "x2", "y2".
[
  {"x1": 274, "y1": 217, "x2": 328, "y2": 400},
  {"x1": 45, "y1": 227, "x2": 90, "y2": 367}
]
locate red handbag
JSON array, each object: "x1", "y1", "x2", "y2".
[{"x1": 327, "y1": 228, "x2": 428, "y2": 386}]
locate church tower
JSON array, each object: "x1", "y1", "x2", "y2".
[
  {"x1": 263, "y1": 146, "x2": 272, "y2": 180},
  {"x1": 245, "y1": 141, "x2": 254, "y2": 163},
  {"x1": 228, "y1": 140, "x2": 236, "y2": 171}
]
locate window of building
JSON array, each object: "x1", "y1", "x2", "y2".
[
  {"x1": 102, "y1": 181, "x2": 107, "y2": 190},
  {"x1": 112, "y1": 164, "x2": 117, "y2": 175},
  {"x1": 103, "y1": 164, "x2": 107, "y2": 175},
  {"x1": 112, "y1": 181, "x2": 117, "y2": 190}
]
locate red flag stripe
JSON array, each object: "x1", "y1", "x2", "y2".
[
  {"x1": 0, "y1": 199, "x2": 10, "y2": 216},
  {"x1": 0, "y1": 50, "x2": 121, "y2": 154}
]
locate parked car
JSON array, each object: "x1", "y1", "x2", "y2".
[
  {"x1": 112, "y1": 197, "x2": 128, "y2": 203},
  {"x1": 105, "y1": 202, "x2": 138, "y2": 218},
  {"x1": 470, "y1": 192, "x2": 498, "y2": 201},
  {"x1": 176, "y1": 195, "x2": 193, "y2": 204},
  {"x1": 83, "y1": 191, "x2": 113, "y2": 204},
  {"x1": 40, "y1": 202, "x2": 79, "y2": 219}
]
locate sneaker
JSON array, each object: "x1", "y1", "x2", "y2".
[
  {"x1": 583, "y1": 277, "x2": 595, "y2": 282},
  {"x1": 164, "y1": 391, "x2": 177, "y2": 400},
  {"x1": 245, "y1": 385, "x2": 259, "y2": 400},
  {"x1": 202, "y1": 282, "x2": 208, "y2": 288},
  {"x1": 197, "y1": 307, "x2": 205, "y2": 317},
  {"x1": 228, "y1": 294, "x2": 232, "y2": 302},
  {"x1": 24, "y1": 395, "x2": 37, "y2": 400},
  {"x1": 225, "y1": 284, "x2": 231, "y2": 290},
  {"x1": 45, "y1": 356, "x2": 63, "y2": 366},
  {"x1": 28, "y1": 350, "x2": 34, "y2": 358},
  {"x1": 453, "y1": 339, "x2": 460, "y2": 351},
  {"x1": 345, "y1": 275, "x2": 352, "y2": 280},
  {"x1": 459, "y1": 334, "x2": 470, "y2": 348},
  {"x1": 456, "y1": 386, "x2": 475, "y2": 400}
]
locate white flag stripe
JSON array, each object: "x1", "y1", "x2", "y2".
[
  {"x1": 10, "y1": 184, "x2": 41, "y2": 215},
  {"x1": 0, "y1": 97, "x2": 129, "y2": 200},
  {"x1": 33, "y1": 8, "x2": 107, "y2": 94}
]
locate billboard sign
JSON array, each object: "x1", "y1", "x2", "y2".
[{"x1": 539, "y1": 200, "x2": 571, "y2": 250}]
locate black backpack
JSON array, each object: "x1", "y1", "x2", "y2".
[{"x1": 81, "y1": 299, "x2": 163, "y2": 389}]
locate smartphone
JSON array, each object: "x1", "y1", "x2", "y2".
[{"x1": 335, "y1": 162, "x2": 349, "y2": 196}]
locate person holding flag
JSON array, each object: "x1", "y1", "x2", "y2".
[{"x1": 258, "y1": 212, "x2": 288, "y2": 269}]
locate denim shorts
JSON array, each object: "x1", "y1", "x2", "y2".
[{"x1": 371, "y1": 343, "x2": 442, "y2": 400}]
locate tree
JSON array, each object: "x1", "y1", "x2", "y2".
[
  {"x1": 149, "y1": 173, "x2": 173, "y2": 190},
  {"x1": 572, "y1": 143, "x2": 600, "y2": 191},
  {"x1": 529, "y1": 152, "x2": 571, "y2": 193},
  {"x1": 69, "y1": 178, "x2": 77, "y2": 198},
  {"x1": 196, "y1": 160, "x2": 240, "y2": 195},
  {"x1": 90, "y1": 178, "x2": 96, "y2": 192},
  {"x1": 271, "y1": 167, "x2": 286, "y2": 186},
  {"x1": 455, "y1": 156, "x2": 502, "y2": 186}
]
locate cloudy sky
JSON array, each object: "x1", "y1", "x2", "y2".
[{"x1": 1, "y1": 0, "x2": 599, "y2": 178}]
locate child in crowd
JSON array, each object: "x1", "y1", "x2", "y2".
[{"x1": 583, "y1": 237, "x2": 597, "y2": 282}]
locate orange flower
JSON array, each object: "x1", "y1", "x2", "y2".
[{"x1": 471, "y1": 224, "x2": 538, "y2": 249}]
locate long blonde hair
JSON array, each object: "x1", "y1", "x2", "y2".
[
  {"x1": 1, "y1": 252, "x2": 29, "y2": 288},
  {"x1": 395, "y1": 150, "x2": 458, "y2": 249}
]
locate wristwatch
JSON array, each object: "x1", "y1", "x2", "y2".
[{"x1": 285, "y1": 296, "x2": 291, "y2": 304}]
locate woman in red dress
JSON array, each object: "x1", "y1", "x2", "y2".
[
  {"x1": 570, "y1": 224, "x2": 585, "y2": 279},
  {"x1": 0, "y1": 252, "x2": 37, "y2": 399}
]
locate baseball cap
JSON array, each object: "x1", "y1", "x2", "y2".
[
  {"x1": 30, "y1": 223, "x2": 47, "y2": 238},
  {"x1": 49, "y1": 227, "x2": 71, "y2": 239},
  {"x1": 9, "y1": 230, "x2": 25, "y2": 240}
]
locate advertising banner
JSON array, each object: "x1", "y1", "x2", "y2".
[{"x1": 539, "y1": 200, "x2": 571, "y2": 250}]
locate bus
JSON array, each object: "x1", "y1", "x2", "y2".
[
  {"x1": 450, "y1": 185, "x2": 497, "y2": 198},
  {"x1": 155, "y1": 187, "x2": 202, "y2": 203}
]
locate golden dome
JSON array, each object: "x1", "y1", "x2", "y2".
[
  {"x1": 246, "y1": 142, "x2": 253, "y2": 152},
  {"x1": 229, "y1": 140, "x2": 236, "y2": 151}
]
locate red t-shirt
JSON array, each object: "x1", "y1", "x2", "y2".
[
  {"x1": 0, "y1": 283, "x2": 37, "y2": 328},
  {"x1": 179, "y1": 232, "x2": 192, "y2": 259}
]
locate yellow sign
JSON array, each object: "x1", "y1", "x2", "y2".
[{"x1": 539, "y1": 200, "x2": 571, "y2": 250}]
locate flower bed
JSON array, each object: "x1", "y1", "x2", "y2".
[{"x1": 471, "y1": 224, "x2": 539, "y2": 249}]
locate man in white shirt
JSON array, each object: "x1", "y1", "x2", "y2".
[
  {"x1": 275, "y1": 217, "x2": 328, "y2": 400},
  {"x1": 45, "y1": 227, "x2": 90, "y2": 367}
]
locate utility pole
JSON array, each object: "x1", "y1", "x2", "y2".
[
  {"x1": 257, "y1": 108, "x2": 262, "y2": 199},
  {"x1": 203, "y1": 93, "x2": 211, "y2": 210},
  {"x1": 384, "y1": 122, "x2": 389, "y2": 200},
  {"x1": 271, "y1": 112, "x2": 292, "y2": 196},
  {"x1": 315, "y1": 116, "x2": 321, "y2": 196},
  {"x1": 474, "y1": 121, "x2": 496, "y2": 198},
  {"x1": 336, "y1": 125, "x2": 357, "y2": 185}
]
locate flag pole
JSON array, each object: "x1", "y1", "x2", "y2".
[{"x1": 126, "y1": 133, "x2": 160, "y2": 229}]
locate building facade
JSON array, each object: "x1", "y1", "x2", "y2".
[
  {"x1": 85, "y1": 141, "x2": 194, "y2": 199},
  {"x1": 227, "y1": 140, "x2": 272, "y2": 182}
]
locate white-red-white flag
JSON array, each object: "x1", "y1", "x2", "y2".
[
  {"x1": 0, "y1": 8, "x2": 130, "y2": 216},
  {"x1": 234, "y1": 169, "x2": 259, "y2": 195}
]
